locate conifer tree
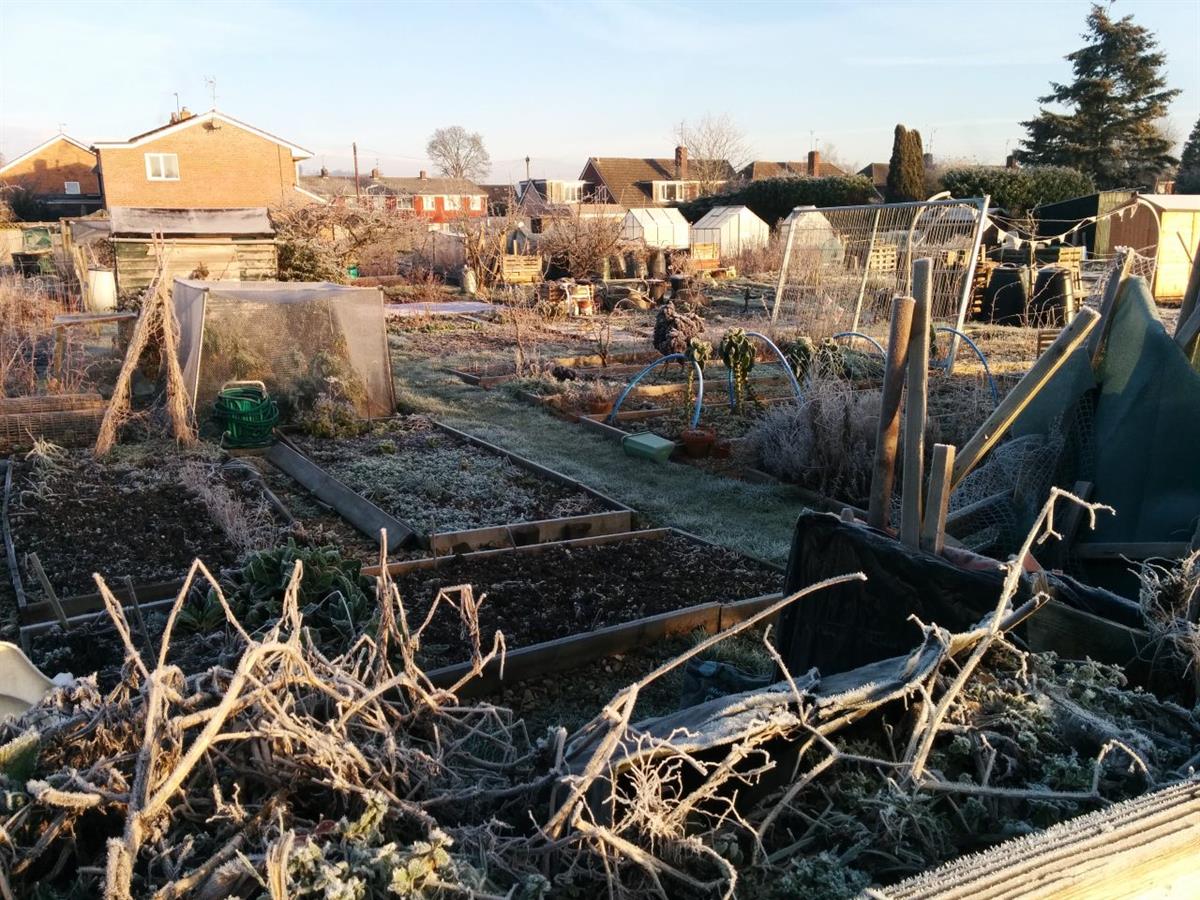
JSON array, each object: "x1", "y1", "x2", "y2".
[
  {"x1": 1016, "y1": 4, "x2": 1180, "y2": 189},
  {"x1": 886, "y1": 125, "x2": 925, "y2": 202},
  {"x1": 1175, "y1": 116, "x2": 1200, "y2": 194}
]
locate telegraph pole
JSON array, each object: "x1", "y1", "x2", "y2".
[{"x1": 353, "y1": 142, "x2": 361, "y2": 202}]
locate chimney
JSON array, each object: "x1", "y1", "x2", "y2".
[
  {"x1": 319, "y1": 166, "x2": 329, "y2": 177},
  {"x1": 180, "y1": 107, "x2": 193, "y2": 120},
  {"x1": 1005, "y1": 154, "x2": 1018, "y2": 169},
  {"x1": 419, "y1": 169, "x2": 428, "y2": 180},
  {"x1": 370, "y1": 166, "x2": 381, "y2": 179},
  {"x1": 807, "y1": 150, "x2": 821, "y2": 177},
  {"x1": 674, "y1": 145, "x2": 688, "y2": 181}
]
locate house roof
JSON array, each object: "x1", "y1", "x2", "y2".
[
  {"x1": 859, "y1": 163, "x2": 889, "y2": 186},
  {"x1": 0, "y1": 134, "x2": 95, "y2": 175},
  {"x1": 742, "y1": 160, "x2": 847, "y2": 180},
  {"x1": 299, "y1": 174, "x2": 485, "y2": 198},
  {"x1": 94, "y1": 110, "x2": 312, "y2": 161},
  {"x1": 582, "y1": 157, "x2": 736, "y2": 207},
  {"x1": 108, "y1": 206, "x2": 274, "y2": 236}
]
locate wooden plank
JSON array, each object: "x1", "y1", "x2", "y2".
[
  {"x1": 2, "y1": 461, "x2": 28, "y2": 613},
  {"x1": 1025, "y1": 599, "x2": 1150, "y2": 666},
  {"x1": 951, "y1": 307, "x2": 1099, "y2": 491},
  {"x1": 868, "y1": 296, "x2": 915, "y2": 530},
  {"x1": 429, "y1": 509, "x2": 633, "y2": 555},
  {"x1": 882, "y1": 779, "x2": 1200, "y2": 900},
  {"x1": 367, "y1": 528, "x2": 671, "y2": 578},
  {"x1": 1086, "y1": 248, "x2": 1132, "y2": 364},
  {"x1": 1039, "y1": 480, "x2": 1092, "y2": 570},
  {"x1": 1072, "y1": 541, "x2": 1190, "y2": 561},
  {"x1": 21, "y1": 578, "x2": 188, "y2": 629},
  {"x1": 901, "y1": 260, "x2": 932, "y2": 548},
  {"x1": 264, "y1": 442, "x2": 418, "y2": 548},
  {"x1": 1176, "y1": 238, "x2": 1200, "y2": 342},
  {"x1": 920, "y1": 444, "x2": 955, "y2": 554}
]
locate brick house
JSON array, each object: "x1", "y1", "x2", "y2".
[
  {"x1": 93, "y1": 109, "x2": 314, "y2": 210},
  {"x1": 299, "y1": 169, "x2": 487, "y2": 224},
  {"x1": 741, "y1": 151, "x2": 847, "y2": 180},
  {"x1": 0, "y1": 134, "x2": 103, "y2": 216},
  {"x1": 580, "y1": 147, "x2": 735, "y2": 208}
]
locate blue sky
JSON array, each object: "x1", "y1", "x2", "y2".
[{"x1": 2, "y1": 0, "x2": 1197, "y2": 183}]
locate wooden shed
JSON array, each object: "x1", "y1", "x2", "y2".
[
  {"x1": 619, "y1": 207, "x2": 690, "y2": 250},
  {"x1": 690, "y1": 205, "x2": 769, "y2": 258},
  {"x1": 109, "y1": 207, "x2": 277, "y2": 301},
  {"x1": 1108, "y1": 194, "x2": 1200, "y2": 302},
  {"x1": 1034, "y1": 190, "x2": 1135, "y2": 257}
]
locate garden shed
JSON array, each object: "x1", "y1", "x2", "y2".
[
  {"x1": 172, "y1": 279, "x2": 395, "y2": 423},
  {"x1": 1107, "y1": 194, "x2": 1200, "y2": 301},
  {"x1": 690, "y1": 205, "x2": 769, "y2": 258},
  {"x1": 619, "y1": 207, "x2": 690, "y2": 250}
]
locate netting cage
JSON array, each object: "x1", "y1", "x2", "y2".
[
  {"x1": 772, "y1": 198, "x2": 989, "y2": 337},
  {"x1": 172, "y1": 279, "x2": 395, "y2": 426}
]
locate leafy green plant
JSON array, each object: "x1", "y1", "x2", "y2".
[
  {"x1": 779, "y1": 335, "x2": 815, "y2": 380},
  {"x1": 222, "y1": 540, "x2": 374, "y2": 646},
  {"x1": 684, "y1": 337, "x2": 712, "y2": 420},
  {"x1": 176, "y1": 592, "x2": 227, "y2": 635},
  {"x1": 719, "y1": 328, "x2": 756, "y2": 411}
]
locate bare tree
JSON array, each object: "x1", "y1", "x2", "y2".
[
  {"x1": 426, "y1": 126, "x2": 491, "y2": 182},
  {"x1": 674, "y1": 114, "x2": 751, "y2": 195},
  {"x1": 539, "y1": 208, "x2": 625, "y2": 280}
]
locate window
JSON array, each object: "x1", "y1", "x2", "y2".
[
  {"x1": 64, "y1": 181, "x2": 81, "y2": 195},
  {"x1": 422, "y1": 195, "x2": 439, "y2": 212},
  {"x1": 145, "y1": 153, "x2": 180, "y2": 181},
  {"x1": 445, "y1": 196, "x2": 461, "y2": 211},
  {"x1": 561, "y1": 183, "x2": 582, "y2": 202},
  {"x1": 469, "y1": 196, "x2": 482, "y2": 211}
]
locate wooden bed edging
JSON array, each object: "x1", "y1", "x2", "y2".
[
  {"x1": 365, "y1": 528, "x2": 671, "y2": 577},
  {"x1": 265, "y1": 441, "x2": 419, "y2": 549},
  {"x1": 2, "y1": 461, "x2": 28, "y2": 612},
  {"x1": 427, "y1": 590, "x2": 784, "y2": 696},
  {"x1": 429, "y1": 509, "x2": 634, "y2": 555},
  {"x1": 20, "y1": 578, "x2": 189, "y2": 636}
]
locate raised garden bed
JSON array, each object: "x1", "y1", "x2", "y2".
[
  {"x1": 3, "y1": 446, "x2": 281, "y2": 628},
  {"x1": 286, "y1": 416, "x2": 633, "y2": 552},
  {"x1": 380, "y1": 528, "x2": 782, "y2": 673}
]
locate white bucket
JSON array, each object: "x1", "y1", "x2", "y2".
[{"x1": 87, "y1": 268, "x2": 117, "y2": 312}]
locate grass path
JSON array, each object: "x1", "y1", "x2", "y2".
[{"x1": 389, "y1": 329, "x2": 808, "y2": 565}]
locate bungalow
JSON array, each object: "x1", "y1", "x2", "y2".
[
  {"x1": 0, "y1": 134, "x2": 103, "y2": 217},
  {"x1": 580, "y1": 147, "x2": 735, "y2": 208},
  {"x1": 299, "y1": 169, "x2": 487, "y2": 224},
  {"x1": 741, "y1": 151, "x2": 846, "y2": 181},
  {"x1": 858, "y1": 163, "x2": 889, "y2": 196},
  {"x1": 93, "y1": 108, "x2": 314, "y2": 210}
]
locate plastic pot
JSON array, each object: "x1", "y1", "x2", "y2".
[{"x1": 679, "y1": 426, "x2": 716, "y2": 458}]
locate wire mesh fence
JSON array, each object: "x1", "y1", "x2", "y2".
[{"x1": 771, "y1": 198, "x2": 988, "y2": 337}]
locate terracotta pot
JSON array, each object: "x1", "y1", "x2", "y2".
[
  {"x1": 587, "y1": 398, "x2": 611, "y2": 415},
  {"x1": 679, "y1": 427, "x2": 716, "y2": 458},
  {"x1": 713, "y1": 438, "x2": 733, "y2": 460}
]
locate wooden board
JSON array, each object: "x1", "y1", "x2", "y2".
[
  {"x1": 265, "y1": 442, "x2": 419, "y2": 549},
  {"x1": 882, "y1": 778, "x2": 1200, "y2": 899},
  {"x1": 1025, "y1": 600, "x2": 1150, "y2": 668},
  {"x1": 429, "y1": 509, "x2": 633, "y2": 555}
]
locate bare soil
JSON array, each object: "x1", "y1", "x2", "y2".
[
  {"x1": 391, "y1": 532, "x2": 781, "y2": 668},
  {"x1": 9, "y1": 451, "x2": 243, "y2": 598}
]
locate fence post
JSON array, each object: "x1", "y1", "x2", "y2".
[
  {"x1": 900, "y1": 259, "x2": 932, "y2": 548},
  {"x1": 945, "y1": 194, "x2": 990, "y2": 375},
  {"x1": 850, "y1": 208, "x2": 881, "y2": 334},
  {"x1": 868, "y1": 295, "x2": 915, "y2": 530},
  {"x1": 770, "y1": 216, "x2": 797, "y2": 325}
]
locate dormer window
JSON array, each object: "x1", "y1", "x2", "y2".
[
  {"x1": 64, "y1": 181, "x2": 81, "y2": 195},
  {"x1": 653, "y1": 181, "x2": 698, "y2": 202},
  {"x1": 145, "y1": 153, "x2": 180, "y2": 181}
]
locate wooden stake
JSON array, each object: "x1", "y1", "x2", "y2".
[
  {"x1": 124, "y1": 575, "x2": 156, "y2": 661},
  {"x1": 900, "y1": 259, "x2": 932, "y2": 548},
  {"x1": 919, "y1": 444, "x2": 955, "y2": 554},
  {"x1": 868, "y1": 295, "x2": 915, "y2": 530},
  {"x1": 27, "y1": 553, "x2": 68, "y2": 631},
  {"x1": 1086, "y1": 247, "x2": 1132, "y2": 365},
  {"x1": 951, "y1": 307, "x2": 1099, "y2": 491}
]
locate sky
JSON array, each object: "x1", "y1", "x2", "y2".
[{"x1": 2, "y1": 0, "x2": 1198, "y2": 184}]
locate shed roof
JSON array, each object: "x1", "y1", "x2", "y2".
[
  {"x1": 624, "y1": 207, "x2": 689, "y2": 227},
  {"x1": 1137, "y1": 193, "x2": 1200, "y2": 212},
  {"x1": 692, "y1": 205, "x2": 766, "y2": 229},
  {"x1": 109, "y1": 207, "x2": 274, "y2": 236}
]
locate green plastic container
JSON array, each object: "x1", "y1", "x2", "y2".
[{"x1": 621, "y1": 432, "x2": 676, "y2": 463}]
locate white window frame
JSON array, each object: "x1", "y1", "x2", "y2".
[
  {"x1": 562, "y1": 183, "x2": 582, "y2": 202},
  {"x1": 145, "y1": 152, "x2": 180, "y2": 181},
  {"x1": 63, "y1": 181, "x2": 81, "y2": 195},
  {"x1": 445, "y1": 196, "x2": 462, "y2": 211},
  {"x1": 421, "y1": 195, "x2": 439, "y2": 212},
  {"x1": 469, "y1": 195, "x2": 482, "y2": 211}
]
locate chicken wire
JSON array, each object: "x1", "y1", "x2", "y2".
[
  {"x1": 771, "y1": 198, "x2": 988, "y2": 338},
  {"x1": 173, "y1": 279, "x2": 395, "y2": 423},
  {"x1": 1082, "y1": 247, "x2": 1158, "y2": 309}
]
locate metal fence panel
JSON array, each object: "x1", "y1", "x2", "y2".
[{"x1": 771, "y1": 198, "x2": 989, "y2": 337}]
